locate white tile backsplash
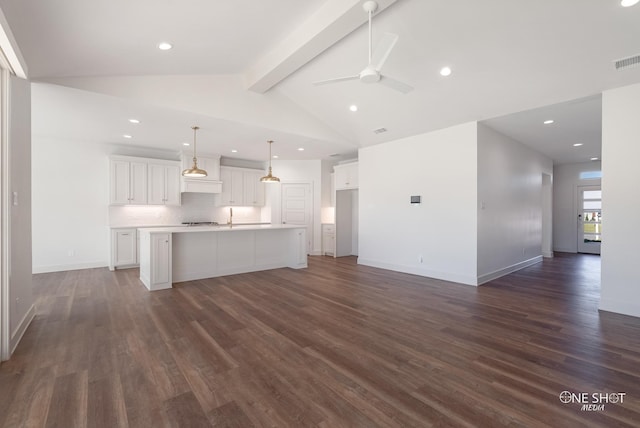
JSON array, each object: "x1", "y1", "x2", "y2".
[{"x1": 109, "y1": 193, "x2": 265, "y2": 226}]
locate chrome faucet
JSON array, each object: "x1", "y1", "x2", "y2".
[{"x1": 227, "y1": 207, "x2": 233, "y2": 228}]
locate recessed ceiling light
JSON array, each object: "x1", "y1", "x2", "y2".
[
  {"x1": 349, "y1": 105, "x2": 358, "y2": 112},
  {"x1": 183, "y1": 142, "x2": 190, "y2": 146},
  {"x1": 123, "y1": 134, "x2": 132, "y2": 139},
  {"x1": 297, "y1": 148, "x2": 305, "y2": 151},
  {"x1": 591, "y1": 157, "x2": 600, "y2": 161},
  {"x1": 621, "y1": 0, "x2": 639, "y2": 7},
  {"x1": 231, "y1": 149, "x2": 238, "y2": 153},
  {"x1": 129, "y1": 119, "x2": 140, "y2": 124},
  {"x1": 158, "y1": 42, "x2": 173, "y2": 50},
  {"x1": 543, "y1": 120, "x2": 554, "y2": 125},
  {"x1": 273, "y1": 155, "x2": 279, "y2": 159},
  {"x1": 573, "y1": 143, "x2": 583, "y2": 147},
  {"x1": 440, "y1": 66, "x2": 452, "y2": 77}
]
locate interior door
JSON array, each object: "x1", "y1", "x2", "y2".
[
  {"x1": 577, "y1": 186, "x2": 601, "y2": 254},
  {"x1": 281, "y1": 183, "x2": 313, "y2": 254}
]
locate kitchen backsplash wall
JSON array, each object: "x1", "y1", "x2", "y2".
[{"x1": 109, "y1": 192, "x2": 266, "y2": 226}]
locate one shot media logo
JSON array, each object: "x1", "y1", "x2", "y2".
[{"x1": 559, "y1": 391, "x2": 626, "y2": 412}]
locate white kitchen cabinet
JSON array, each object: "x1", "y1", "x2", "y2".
[
  {"x1": 181, "y1": 153, "x2": 221, "y2": 181},
  {"x1": 110, "y1": 228, "x2": 137, "y2": 270},
  {"x1": 110, "y1": 158, "x2": 147, "y2": 205},
  {"x1": 218, "y1": 167, "x2": 265, "y2": 206},
  {"x1": 322, "y1": 224, "x2": 335, "y2": 256},
  {"x1": 243, "y1": 170, "x2": 265, "y2": 206},
  {"x1": 333, "y1": 162, "x2": 358, "y2": 190},
  {"x1": 148, "y1": 162, "x2": 181, "y2": 206}
]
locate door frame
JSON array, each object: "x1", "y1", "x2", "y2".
[
  {"x1": 577, "y1": 185, "x2": 602, "y2": 255},
  {"x1": 0, "y1": 66, "x2": 9, "y2": 361}
]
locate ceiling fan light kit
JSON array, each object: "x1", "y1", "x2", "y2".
[
  {"x1": 182, "y1": 126, "x2": 208, "y2": 178},
  {"x1": 313, "y1": 0, "x2": 413, "y2": 94}
]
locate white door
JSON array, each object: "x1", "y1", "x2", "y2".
[
  {"x1": 281, "y1": 183, "x2": 313, "y2": 254},
  {"x1": 577, "y1": 186, "x2": 601, "y2": 254}
]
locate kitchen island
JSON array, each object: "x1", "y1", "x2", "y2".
[{"x1": 138, "y1": 224, "x2": 307, "y2": 291}]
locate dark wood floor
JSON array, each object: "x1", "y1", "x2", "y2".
[{"x1": 1, "y1": 254, "x2": 639, "y2": 427}]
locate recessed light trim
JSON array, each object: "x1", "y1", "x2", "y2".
[
  {"x1": 543, "y1": 119, "x2": 554, "y2": 125},
  {"x1": 349, "y1": 105, "x2": 358, "y2": 112},
  {"x1": 123, "y1": 134, "x2": 132, "y2": 139},
  {"x1": 158, "y1": 42, "x2": 173, "y2": 50},
  {"x1": 129, "y1": 118, "x2": 140, "y2": 124},
  {"x1": 297, "y1": 148, "x2": 305, "y2": 151},
  {"x1": 573, "y1": 143, "x2": 583, "y2": 147},
  {"x1": 591, "y1": 157, "x2": 600, "y2": 161},
  {"x1": 273, "y1": 155, "x2": 279, "y2": 159},
  {"x1": 231, "y1": 149, "x2": 238, "y2": 153},
  {"x1": 440, "y1": 66, "x2": 452, "y2": 77},
  {"x1": 183, "y1": 142, "x2": 190, "y2": 146},
  {"x1": 621, "y1": 0, "x2": 639, "y2": 7}
]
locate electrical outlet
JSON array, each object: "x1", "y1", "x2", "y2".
[{"x1": 418, "y1": 255, "x2": 423, "y2": 263}]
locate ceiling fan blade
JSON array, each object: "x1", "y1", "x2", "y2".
[
  {"x1": 313, "y1": 75, "x2": 360, "y2": 86},
  {"x1": 370, "y1": 33, "x2": 399, "y2": 72},
  {"x1": 379, "y1": 75, "x2": 414, "y2": 94}
]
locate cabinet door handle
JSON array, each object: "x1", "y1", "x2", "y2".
[{"x1": 121, "y1": 233, "x2": 130, "y2": 236}]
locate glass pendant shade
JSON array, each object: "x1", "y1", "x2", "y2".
[
  {"x1": 260, "y1": 140, "x2": 280, "y2": 183},
  {"x1": 182, "y1": 126, "x2": 207, "y2": 177}
]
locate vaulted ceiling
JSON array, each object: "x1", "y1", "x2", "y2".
[{"x1": 2, "y1": 0, "x2": 640, "y2": 163}]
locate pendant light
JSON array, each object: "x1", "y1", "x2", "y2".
[
  {"x1": 260, "y1": 140, "x2": 280, "y2": 183},
  {"x1": 182, "y1": 126, "x2": 207, "y2": 177}
]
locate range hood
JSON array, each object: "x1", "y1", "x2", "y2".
[{"x1": 181, "y1": 178, "x2": 222, "y2": 194}]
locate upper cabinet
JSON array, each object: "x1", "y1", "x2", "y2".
[
  {"x1": 243, "y1": 169, "x2": 266, "y2": 206},
  {"x1": 110, "y1": 157, "x2": 148, "y2": 205},
  {"x1": 333, "y1": 162, "x2": 359, "y2": 190},
  {"x1": 218, "y1": 166, "x2": 265, "y2": 206},
  {"x1": 148, "y1": 161, "x2": 181, "y2": 206},
  {"x1": 180, "y1": 152, "x2": 223, "y2": 193}
]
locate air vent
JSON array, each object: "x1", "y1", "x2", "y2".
[
  {"x1": 373, "y1": 127, "x2": 387, "y2": 134},
  {"x1": 329, "y1": 153, "x2": 341, "y2": 157},
  {"x1": 614, "y1": 54, "x2": 640, "y2": 71}
]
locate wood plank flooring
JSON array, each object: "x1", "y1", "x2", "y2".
[{"x1": 1, "y1": 253, "x2": 640, "y2": 427}]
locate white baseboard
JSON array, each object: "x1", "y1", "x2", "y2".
[
  {"x1": 357, "y1": 258, "x2": 478, "y2": 286},
  {"x1": 599, "y1": 298, "x2": 640, "y2": 318},
  {"x1": 477, "y1": 256, "x2": 543, "y2": 285},
  {"x1": 553, "y1": 248, "x2": 576, "y2": 254},
  {"x1": 32, "y1": 261, "x2": 108, "y2": 274},
  {"x1": 542, "y1": 251, "x2": 554, "y2": 258},
  {"x1": 10, "y1": 303, "x2": 35, "y2": 355}
]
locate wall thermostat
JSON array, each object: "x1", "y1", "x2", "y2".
[{"x1": 410, "y1": 195, "x2": 421, "y2": 204}]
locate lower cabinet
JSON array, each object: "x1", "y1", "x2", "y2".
[
  {"x1": 322, "y1": 224, "x2": 335, "y2": 256},
  {"x1": 110, "y1": 228, "x2": 138, "y2": 270},
  {"x1": 139, "y1": 232, "x2": 172, "y2": 291}
]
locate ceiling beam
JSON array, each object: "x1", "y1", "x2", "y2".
[{"x1": 245, "y1": 0, "x2": 397, "y2": 94}]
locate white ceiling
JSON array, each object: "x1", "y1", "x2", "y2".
[{"x1": 3, "y1": 0, "x2": 640, "y2": 164}]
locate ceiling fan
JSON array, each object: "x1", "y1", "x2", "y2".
[{"x1": 313, "y1": 0, "x2": 413, "y2": 94}]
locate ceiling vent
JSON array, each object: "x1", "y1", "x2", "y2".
[
  {"x1": 373, "y1": 127, "x2": 387, "y2": 134},
  {"x1": 614, "y1": 54, "x2": 640, "y2": 71}
]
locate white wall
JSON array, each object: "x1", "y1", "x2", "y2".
[
  {"x1": 267, "y1": 159, "x2": 322, "y2": 255},
  {"x1": 358, "y1": 122, "x2": 478, "y2": 285},
  {"x1": 600, "y1": 83, "x2": 640, "y2": 317},
  {"x1": 8, "y1": 75, "x2": 33, "y2": 353},
  {"x1": 477, "y1": 123, "x2": 553, "y2": 284},
  {"x1": 552, "y1": 161, "x2": 601, "y2": 253},
  {"x1": 32, "y1": 137, "x2": 110, "y2": 273}
]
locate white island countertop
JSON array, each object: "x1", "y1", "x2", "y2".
[{"x1": 141, "y1": 224, "x2": 304, "y2": 233}]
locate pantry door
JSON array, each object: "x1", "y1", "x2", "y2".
[{"x1": 281, "y1": 182, "x2": 313, "y2": 254}]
